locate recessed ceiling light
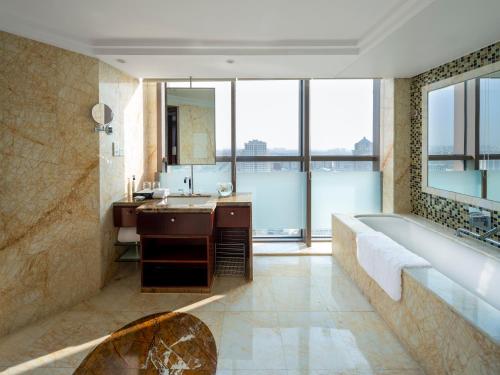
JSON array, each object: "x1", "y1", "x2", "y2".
[
  {"x1": 226, "y1": 59, "x2": 235, "y2": 64},
  {"x1": 116, "y1": 58, "x2": 126, "y2": 64}
]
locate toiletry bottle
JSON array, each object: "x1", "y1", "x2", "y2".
[
  {"x1": 127, "y1": 178, "x2": 132, "y2": 199},
  {"x1": 132, "y1": 175, "x2": 136, "y2": 193}
]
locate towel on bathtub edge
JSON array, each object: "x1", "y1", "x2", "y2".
[{"x1": 356, "y1": 231, "x2": 431, "y2": 301}]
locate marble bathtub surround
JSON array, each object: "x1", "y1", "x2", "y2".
[
  {"x1": 0, "y1": 256, "x2": 424, "y2": 374},
  {"x1": 332, "y1": 213, "x2": 500, "y2": 375},
  {"x1": 74, "y1": 311, "x2": 217, "y2": 374},
  {"x1": 410, "y1": 41, "x2": 500, "y2": 241}
]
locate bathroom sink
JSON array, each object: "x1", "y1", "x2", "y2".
[{"x1": 166, "y1": 196, "x2": 212, "y2": 206}]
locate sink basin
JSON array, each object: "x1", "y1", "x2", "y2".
[{"x1": 166, "y1": 196, "x2": 212, "y2": 205}]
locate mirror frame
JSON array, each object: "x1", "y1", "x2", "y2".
[
  {"x1": 421, "y1": 60, "x2": 500, "y2": 211},
  {"x1": 91, "y1": 103, "x2": 113, "y2": 125},
  {"x1": 165, "y1": 87, "x2": 216, "y2": 166}
]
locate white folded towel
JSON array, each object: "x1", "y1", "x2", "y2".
[
  {"x1": 356, "y1": 231, "x2": 430, "y2": 301},
  {"x1": 152, "y1": 188, "x2": 169, "y2": 199},
  {"x1": 117, "y1": 227, "x2": 140, "y2": 243}
]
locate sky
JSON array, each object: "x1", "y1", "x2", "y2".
[{"x1": 168, "y1": 79, "x2": 375, "y2": 152}]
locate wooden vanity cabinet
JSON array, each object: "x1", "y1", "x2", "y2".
[
  {"x1": 215, "y1": 205, "x2": 253, "y2": 281},
  {"x1": 137, "y1": 211, "x2": 215, "y2": 293}
]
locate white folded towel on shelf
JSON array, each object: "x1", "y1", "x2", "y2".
[
  {"x1": 152, "y1": 188, "x2": 169, "y2": 199},
  {"x1": 356, "y1": 231, "x2": 431, "y2": 301},
  {"x1": 117, "y1": 227, "x2": 140, "y2": 243}
]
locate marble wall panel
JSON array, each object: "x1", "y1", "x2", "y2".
[
  {"x1": 0, "y1": 31, "x2": 101, "y2": 336},
  {"x1": 98, "y1": 62, "x2": 144, "y2": 283},
  {"x1": 0, "y1": 31, "x2": 149, "y2": 337},
  {"x1": 142, "y1": 81, "x2": 158, "y2": 181},
  {"x1": 380, "y1": 78, "x2": 411, "y2": 213}
]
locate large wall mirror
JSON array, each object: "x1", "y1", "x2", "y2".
[
  {"x1": 166, "y1": 87, "x2": 216, "y2": 165},
  {"x1": 422, "y1": 62, "x2": 500, "y2": 207}
]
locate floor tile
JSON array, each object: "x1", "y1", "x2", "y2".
[
  {"x1": 313, "y1": 275, "x2": 373, "y2": 312},
  {"x1": 217, "y1": 370, "x2": 288, "y2": 375},
  {"x1": 0, "y1": 255, "x2": 423, "y2": 374},
  {"x1": 272, "y1": 276, "x2": 328, "y2": 311},
  {"x1": 0, "y1": 367, "x2": 75, "y2": 375},
  {"x1": 218, "y1": 312, "x2": 286, "y2": 370},
  {"x1": 254, "y1": 242, "x2": 332, "y2": 255},
  {"x1": 328, "y1": 312, "x2": 421, "y2": 371},
  {"x1": 211, "y1": 276, "x2": 277, "y2": 312},
  {"x1": 254, "y1": 256, "x2": 314, "y2": 277}
]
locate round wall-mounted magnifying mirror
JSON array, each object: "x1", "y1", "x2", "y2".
[{"x1": 91, "y1": 103, "x2": 113, "y2": 125}]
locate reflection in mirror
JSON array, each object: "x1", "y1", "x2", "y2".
[
  {"x1": 166, "y1": 88, "x2": 216, "y2": 165},
  {"x1": 480, "y1": 72, "x2": 500, "y2": 201},
  {"x1": 91, "y1": 103, "x2": 113, "y2": 125},
  {"x1": 426, "y1": 69, "x2": 500, "y2": 202}
]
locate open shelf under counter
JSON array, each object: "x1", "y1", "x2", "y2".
[
  {"x1": 141, "y1": 237, "x2": 209, "y2": 263},
  {"x1": 141, "y1": 262, "x2": 212, "y2": 293}
]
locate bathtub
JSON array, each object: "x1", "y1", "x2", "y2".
[
  {"x1": 356, "y1": 214, "x2": 500, "y2": 310},
  {"x1": 332, "y1": 213, "x2": 500, "y2": 375}
]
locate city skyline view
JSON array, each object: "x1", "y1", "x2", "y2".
[{"x1": 168, "y1": 79, "x2": 375, "y2": 154}]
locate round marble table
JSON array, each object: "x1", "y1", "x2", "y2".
[{"x1": 74, "y1": 311, "x2": 217, "y2": 374}]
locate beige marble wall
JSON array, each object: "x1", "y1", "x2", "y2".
[
  {"x1": 380, "y1": 78, "x2": 411, "y2": 213},
  {"x1": 142, "y1": 81, "x2": 158, "y2": 181},
  {"x1": 98, "y1": 62, "x2": 144, "y2": 283},
  {"x1": 0, "y1": 31, "x2": 101, "y2": 336},
  {"x1": 332, "y1": 214, "x2": 500, "y2": 375},
  {"x1": 0, "y1": 32, "x2": 149, "y2": 337}
]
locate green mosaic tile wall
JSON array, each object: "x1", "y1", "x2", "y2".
[{"x1": 410, "y1": 42, "x2": 500, "y2": 244}]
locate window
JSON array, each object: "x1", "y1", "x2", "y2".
[
  {"x1": 311, "y1": 80, "x2": 374, "y2": 156},
  {"x1": 161, "y1": 79, "x2": 381, "y2": 240},
  {"x1": 310, "y1": 80, "x2": 381, "y2": 237},
  {"x1": 236, "y1": 80, "x2": 300, "y2": 156},
  {"x1": 235, "y1": 80, "x2": 304, "y2": 237}
]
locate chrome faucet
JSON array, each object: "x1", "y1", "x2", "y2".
[
  {"x1": 456, "y1": 208, "x2": 500, "y2": 247},
  {"x1": 183, "y1": 176, "x2": 193, "y2": 195}
]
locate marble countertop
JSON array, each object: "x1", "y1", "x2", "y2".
[{"x1": 114, "y1": 193, "x2": 252, "y2": 213}]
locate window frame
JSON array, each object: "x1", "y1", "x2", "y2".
[{"x1": 160, "y1": 78, "x2": 382, "y2": 243}]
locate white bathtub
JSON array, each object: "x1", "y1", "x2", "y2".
[{"x1": 355, "y1": 214, "x2": 500, "y2": 311}]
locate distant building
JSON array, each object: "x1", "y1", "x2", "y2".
[
  {"x1": 242, "y1": 139, "x2": 267, "y2": 156},
  {"x1": 353, "y1": 137, "x2": 373, "y2": 156},
  {"x1": 239, "y1": 139, "x2": 271, "y2": 172}
]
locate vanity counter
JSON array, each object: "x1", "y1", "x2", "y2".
[{"x1": 131, "y1": 193, "x2": 252, "y2": 213}]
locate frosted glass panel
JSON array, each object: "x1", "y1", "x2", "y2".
[
  {"x1": 428, "y1": 170, "x2": 482, "y2": 197},
  {"x1": 237, "y1": 169, "x2": 305, "y2": 235},
  {"x1": 487, "y1": 171, "x2": 500, "y2": 201},
  {"x1": 160, "y1": 166, "x2": 191, "y2": 194},
  {"x1": 160, "y1": 163, "x2": 231, "y2": 194},
  {"x1": 312, "y1": 171, "x2": 381, "y2": 236},
  {"x1": 193, "y1": 163, "x2": 231, "y2": 194}
]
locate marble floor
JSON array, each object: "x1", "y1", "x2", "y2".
[
  {"x1": 0, "y1": 255, "x2": 424, "y2": 375},
  {"x1": 254, "y1": 241, "x2": 332, "y2": 255}
]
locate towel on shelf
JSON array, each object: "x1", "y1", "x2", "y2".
[
  {"x1": 152, "y1": 188, "x2": 169, "y2": 199},
  {"x1": 117, "y1": 227, "x2": 140, "y2": 243},
  {"x1": 356, "y1": 231, "x2": 431, "y2": 301}
]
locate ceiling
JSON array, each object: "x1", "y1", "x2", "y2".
[{"x1": 1, "y1": 0, "x2": 500, "y2": 79}]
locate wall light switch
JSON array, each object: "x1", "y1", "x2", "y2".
[{"x1": 112, "y1": 142, "x2": 123, "y2": 157}]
